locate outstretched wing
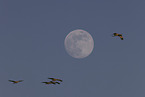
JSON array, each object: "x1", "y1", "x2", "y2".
[
  {"x1": 42, "y1": 82, "x2": 47, "y2": 83},
  {"x1": 8, "y1": 80, "x2": 15, "y2": 82},
  {"x1": 48, "y1": 78, "x2": 54, "y2": 80},
  {"x1": 55, "y1": 82, "x2": 60, "y2": 84},
  {"x1": 57, "y1": 79, "x2": 62, "y2": 82},
  {"x1": 119, "y1": 36, "x2": 123, "y2": 40},
  {"x1": 18, "y1": 80, "x2": 23, "y2": 82}
]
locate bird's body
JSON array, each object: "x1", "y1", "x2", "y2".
[
  {"x1": 8, "y1": 80, "x2": 23, "y2": 84},
  {"x1": 48, "y1": 78, "x2": 62, "y2": 82},
  {"x1": 113, "y1": 33, "x2": 123, "y2": 40}
]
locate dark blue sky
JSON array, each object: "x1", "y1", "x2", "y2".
[{"x1": 0, "y1": 0, "x2": 145, "y2": 97}]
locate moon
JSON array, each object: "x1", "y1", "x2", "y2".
[{"x1": 64, "y1": 29, "x2": 94, "y2": 59}]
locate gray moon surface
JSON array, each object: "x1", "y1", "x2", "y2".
[{"x1": 64, "y1": 29, "x2": 94, "y2": 58}]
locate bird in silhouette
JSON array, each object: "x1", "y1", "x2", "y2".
[
  {"x1": 8, "y1": 80, "x2": 23, "y2": 84},
  {"x1": 42, "y1": 81, "x2": 60, "y2": 85},
  {"x1": 113, "y1": 33, "x2": 123, "y2": 40},
  {"x1": 48, "y1": 78, "x2": 62, "y2": 82}
]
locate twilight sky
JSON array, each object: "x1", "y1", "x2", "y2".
[{"x1": 0, "y1": 0, "x2": 145, "y2": 97}]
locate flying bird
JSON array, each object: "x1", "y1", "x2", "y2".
[
  {"x1": 42, "y1": 81, "x2": 55, "y2": 85},
  {"x1": 42, "y1": 81, "x2": 60, "y2": 85},
  {"x1": 8, "y1": 80, "x2": 23, "y2": 84},
  {"x1": 48, "y1": 78, "x2": 62, "y2": 82},
  {"x1": 113, "y1": 33, "x2": 123, "y2": 40}
]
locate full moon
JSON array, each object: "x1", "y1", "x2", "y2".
[{"x1": 64, "y1": 29, "x2": 94, "y2": 59}]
